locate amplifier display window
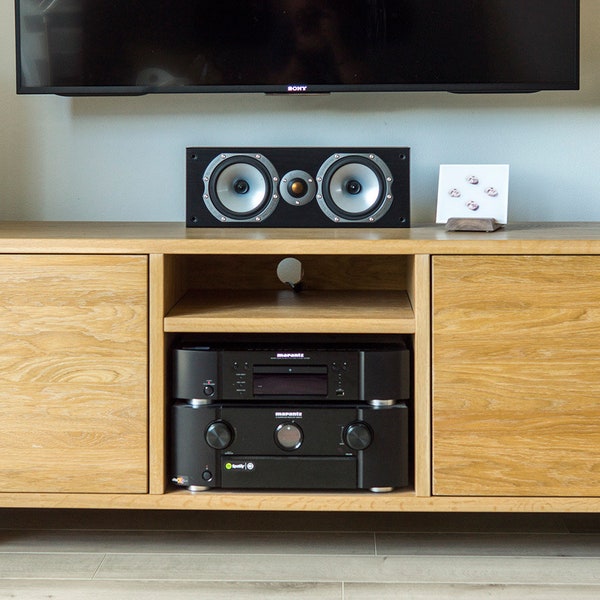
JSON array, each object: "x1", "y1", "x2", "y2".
[{"x1": 253, "y1": 366, "x2": 328, "y2": 396}]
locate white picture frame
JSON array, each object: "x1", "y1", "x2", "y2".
[{"x1": 436, "y1": 164, "x2": 509, "y2": 224}]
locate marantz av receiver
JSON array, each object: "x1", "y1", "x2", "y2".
[
  {"x1": 171, "y1": 402, "x2": 409, "y2": 492},
  {"x1": 170, "y1": 340, "x2": 411, "y2": 492},
  {"x1": 186, "y1": 147, "x2": 410, "y2": 228}
]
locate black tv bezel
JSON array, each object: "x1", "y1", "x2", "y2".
[{"x1": 14, "y1": 0, "x2": 581, "y2": 97}]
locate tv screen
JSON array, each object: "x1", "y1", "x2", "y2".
[{"x1": 15, "y1": 0, "x2": 580, "y2": 95}]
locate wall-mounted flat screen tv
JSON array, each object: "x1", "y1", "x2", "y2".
[{"x1": 15, "y1": 0, "x2": 580, "y2": 96}]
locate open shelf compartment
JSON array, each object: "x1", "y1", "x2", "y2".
[{"x1": 162, "y1": 254, "x2": 416, "y2": 334}]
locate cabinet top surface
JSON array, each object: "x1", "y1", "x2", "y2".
[{"x1": 1, "y1": 221, "x2": 600, "y2": 254}]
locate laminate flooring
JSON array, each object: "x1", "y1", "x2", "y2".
[{"x1": 0, "y1": 509, "x2": 599, "y2": 599}]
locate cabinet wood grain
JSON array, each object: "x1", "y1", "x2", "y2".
[
  {"x1": 432, "y1": 255, "x2": 600, "y2": 497},
  {"x1": 164, "y1": 289, "x2": 415, "y2": 334},
  {"x1": 0, "y1": 255, "x2": 148, "y2": 494}
]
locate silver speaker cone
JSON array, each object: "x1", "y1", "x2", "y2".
[
  {"x1": 216, "y1": 163, "x2": 269, "y2": 214},
  {"x1": 203, "y1": 153, "x2": 279, "y2": 222},
  {"x1": 316, "y1": 153, "x2": 393, "y2": 223},
  {"x1": 328, "y1": 163, "x2": 381, "y2": 214}
]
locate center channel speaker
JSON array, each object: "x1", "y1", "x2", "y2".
[{"x1": 186, "y1": 147, "x2": 410, "y2": 228}]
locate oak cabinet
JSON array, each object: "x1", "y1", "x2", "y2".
[
  {"x1": 432, "y1": 255, "x2": 600, "y2": 497},
  {"x1": 0, "y1": 255, "x2": 148, "y2": 494},
  {"x1": 0, "y1": 222, "x2": 598, "y2": 512}
]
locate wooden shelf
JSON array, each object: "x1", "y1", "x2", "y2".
[
  {"x1": 4, "y1": 221, "x2": 600, "y2": 255},
  {"x1": 164, "y1": 289, "x2": 415, "y2": 334},
  {"x1": 2, "y1": 490, "x2": 600, "y2": 513},
  {"x1": 0, "y1": 489, "x2": 416, "y2": 512}
]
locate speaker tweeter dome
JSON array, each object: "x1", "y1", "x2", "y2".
[
  {"x1": 187, "y1": 147, "x2": 410, "y2": 228},
  {"x1": 280, "y1": 170, "x2": 316, "y2": 207}
]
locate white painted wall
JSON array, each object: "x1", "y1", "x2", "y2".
[{"x1": 1, "y1": 1, "x2": 599, "y2": 224}]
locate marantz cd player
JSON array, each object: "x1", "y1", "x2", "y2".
[{"x1": 172, "y1": 341, "x2": 411, "y2": 404}]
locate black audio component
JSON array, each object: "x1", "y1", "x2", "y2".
[
  {"x1": 171, "y1": 402, "x2": 409, "y2": 492},
  {"x1": 172, "y1": 342, "x2": 411, "y2": 403},
  {"x1": 186, "y1": 147, "x2": 410, "y2": 228}
]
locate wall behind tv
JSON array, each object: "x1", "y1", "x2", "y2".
[{"x1": 1, "y1": 1, "x2": 599, "y2": 224}]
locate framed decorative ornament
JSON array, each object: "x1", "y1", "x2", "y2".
[{"x1": 436, "y1": 164, "x2": 509, "y2": 230}]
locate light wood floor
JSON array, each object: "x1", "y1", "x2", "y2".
[{"x1": 0, "y1": 510, "x2": 599, "y2": 599}]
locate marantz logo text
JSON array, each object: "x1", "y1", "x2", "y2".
[
  {"x1": 275, "y1": 411, "x2": 303, "y2": 419},
  {"x1": 287, "y1": 85, "x2": 308, "y2": 92},
  {"x1": 276, "y1": 353, "x2": 305, "y2": 359}
]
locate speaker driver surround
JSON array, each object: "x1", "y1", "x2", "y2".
[
  {"x1": 203, "y1": 153, "x2": 279, "y2": 222},
  {"x1": 317, "y1": 153, "x2": 393, "y2": 223}
]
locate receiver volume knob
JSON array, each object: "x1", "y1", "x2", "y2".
[
  {"x1": 205, "y1": 421, "x2": 233, "y2": 450},
  {"x1": 343, "y1": 422, "x2": 373, "y2": 450},
  {"x1": 275, "y1": 422, "x2": 303, "y2": 451}
]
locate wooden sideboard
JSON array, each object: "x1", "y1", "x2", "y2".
[{"x1": 0, "y1": 221, "x2": 599, "y2": 513}]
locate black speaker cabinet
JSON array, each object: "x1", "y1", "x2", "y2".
[{"x1": 186, "y1": 147, "x2": 410, "y2": 228}]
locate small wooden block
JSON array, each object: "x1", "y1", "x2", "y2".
[{"x1": 445, "y1": 218, "x2": 503, "y2": 232}]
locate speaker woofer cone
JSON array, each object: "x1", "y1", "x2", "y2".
[
  {"x1": 203, "y1": 153, "x2": 279, "y2": 222},
  {"x1": 316, "y1": 153, "x2": 394, "y2": 223}
]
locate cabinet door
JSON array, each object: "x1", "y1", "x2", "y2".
[
  {"x1": 0, "y1": 255, "x2": 148, "y2": 494},
  {"x1": 432, "y1": 255, "x2": 600, "y2": 496}
]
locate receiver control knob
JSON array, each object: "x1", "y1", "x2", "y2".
[
  {"x1": 343, "y1": 422, "x2": 373, "y2": 450},
  {"x1": 275, "y1": 422, "x2": 303, "y2": 451},
  {"x1": 205, "y1": 420, "x2": 233, "y2": 450}
]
